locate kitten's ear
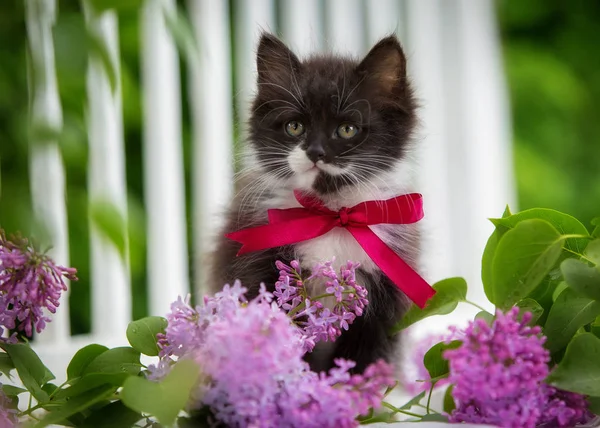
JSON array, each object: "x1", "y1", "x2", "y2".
[
  {"x1": 256, "y1": 33, "x2": 301, "y2": 85},
  {"x1": 357, "y1": 35, "x2": 408, "y2": 96}
]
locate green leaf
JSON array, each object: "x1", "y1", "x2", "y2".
[
  {"x1": 0, "y1": 352, "x2": 14, "y2": 378},
  {"x1": 423, "y1": 340, "x2": 462, "y2": 379},
  {"x1": 88, "y1": 0, "x2": 143, "y2": 13},
  {"x1": 491, "y1": 208, "x2": 590, "y2": 255},
  {"x1": 42, "y1": 382, "x2": 58, "y2": 396},
  {"x1": 121, "y1": 359, "x2": 200, "y2": 426},
  {"x1": 420, "y1": 414, "x2": 449, "y2": 422},
  {"x1": 0, "y1": 343, "x2": 55, "y2": 402},
  {"x1": 490, "y1": 219, "x2": 565, "y2": 308},
  {"x1": 585, "y1": 239, "x2": 600, "y2": 266},
  {"x1": 34, "y1": 385, "x2": 115, "y2": 428},
  {"x1": 592, "y1": 217, "x2": 600, "y2": 239},
  {"x1": 67, "y1": 344, "x2": 109, "y2": 380},
  {"x1": 390, "y1": 278, "x2": 467, "y2": 333},
  {"x1": 1, "y1": 385, "x2": 27, "y2": 396},
  {"x1": 547, "y1": 333, "x2": 600, "y2": 395},
  {"x1": 591, "y1": 315, "x2": 600, "y2": 339},
  {"x1": 544, "y1": 288, "x2": 600, "y2": 353},
  {"x1": 482, "y1": 205, "x2": 512, "y2": 294},
  {"x1": 126, "y1": 316, "x2": 168, "y2": 357},
  {"x1": 399, "y1": 390, "x2": 426, "y2": 410},
  {"x1": 515, "y1": 298, "x2": 544, "y2": 324},
  {"x1": 552, "y1": 281, "x2": 568, "y2": 302},
  {"x1": 589, "y1": 396, "x2": 600, "y2": 416},
  {"x1": 528, "y1": 275, "x2": 563, "y2": 326},
  {"x1": 475, "y1": 310, "x2": 495, "y2": 324},
  {"x1": 55, "y1": 372, "x2": 130, "y2": 399},
  {"x1": 443, "y1": 385, "x2": 456, "y2": 414},
  {"x1": 80, "y1": 401, "x2": 143, "y2": 428},
  {"x1": 562, "y1": 258, "x2": 600, "y2": 300},
  {"x1": 89, "y1": 199, "x2": 127, "y2": 260},
  {"x1": 83, "y1": 347, "x2": 141, "y2": 375}
]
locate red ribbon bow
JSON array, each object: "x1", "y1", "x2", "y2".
[{"x1": 225, "y1": 191, "x2": 435, "y2": 308}]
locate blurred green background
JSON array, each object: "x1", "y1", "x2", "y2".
[{"x1": 1, "y1": 0, "x2": 599, "y2": 335}]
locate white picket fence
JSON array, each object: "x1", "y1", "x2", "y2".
[{"x1": 24, "y1": 0, "x2": 515, "y2": 381}]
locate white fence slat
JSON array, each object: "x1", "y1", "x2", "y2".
[
  {"x1": 234, "y1": 0, "x2": 276, "y2": 127},
  {"x1": 454, "y1": 0, "x2": 515, "y2": 308},
  {"x1": 365, "y1": 0, "x2": 402, "y2": 45},
  {"x1": 280, "y1": 0, "x2": 323, "y2": 56},
  {"x1": 25, "y1": 0, "x2": 70, "y2": 345},
  {"x1": 405, "y1": 0, "x2": 455, "y2": 284},
  {"x1": 140, "y1": 0, "x2": 189, "y2": 315},
  {"x1": 83, "y1": 2, "x2": 131, "y2": 338},
  {"x1": 402, "y1": 0, "x2": 478, "y2": 342},
  {"x1": 188, "y1": 0, "x2": 235, "y2": 296},
  {"x1": 324, "y1": 0, "x2": 365, "y2": 55}
]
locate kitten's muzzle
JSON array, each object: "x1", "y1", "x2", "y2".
[{"x1": 304, "y1": 138, "x2": 327, "y2": 163}]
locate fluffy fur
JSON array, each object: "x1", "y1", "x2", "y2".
[{"x1": 208, "y1": 33, "x2": 421, "y2": 374}]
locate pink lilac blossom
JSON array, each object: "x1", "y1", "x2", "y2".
[
  {"x1": 539, "y1": 386, "x2": 593, "y2": 427},
  {"x1": 444, "y1": 307, "x2": 591, "y2": 428},
  {"x1": 0, "y1": 386, "x2": 18, "y2": 427},
  {"x1": 273, "y1": 259, "x2": 368, "y2": 352},
  {"x1": 154, "y1": 263, "x2": 393, "y2": 427},
  {"x1": 0, "y1": 230, "x2": 77, "y2": 341}
]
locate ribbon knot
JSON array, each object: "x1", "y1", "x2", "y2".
[
  {"x1": 225, "y1": 190, "x2": 435, "y2": 308},
  {"x1": 338, "y1": 207, "x2": 349, "y2": 226}
]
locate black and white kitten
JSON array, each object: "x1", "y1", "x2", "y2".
[{"x1": 209, "y1": 33, "x2": 421, "y2": 374}]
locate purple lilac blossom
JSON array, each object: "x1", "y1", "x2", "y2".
[
  {"x1": 444, "y1": 307, "x2": 592, "y2": 428},
  {"x1": 273, "y1": 259, "x2": 368, "y2": 352},
  {"x1": 154, "y1": 265, "x2": 393, "y2": 427},
  {"x1": 0, "y1": 230, "x2": 77, "y2": 341},
  {"x1": 539, "y1": 386, "x2": 593, "y2": 428},
  {"x1": 0, "y1": 386, "x2": 17, "y2": 427}
]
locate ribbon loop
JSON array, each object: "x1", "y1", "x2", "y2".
[{"x1": 225, "y1": 191, "x2": 435, "y2": 308}]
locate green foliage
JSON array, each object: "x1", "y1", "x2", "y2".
[
  {"x1": 89, "y1": 199, "x2": 128, "y2": 260},
  {"x1": 547, "y1": 333, "x2": 600, "y2": 396},
  {"x1": 126, "y1": 316, "x2": 168, "y2": 357},
  {"x1": 121, "y1": 359, "x2": 201, "y2": 426},
  {"x1": 422, "y1": 341, "x2": 461, "y2": 380},
  {"x1": 390, "y1": 277, "x2": 467, "y2": 333},
  {"x1": 0, "y1": 343, "x2": 54, "y2": 403},
  {"x1": 80, "y1": 401, "x2": 142, "y2": 428},
  {"x1": 561, "y1": 258, "x2": 600, "y2": 300},
  {"x1": 544, "y1": 288, "x2": 600, "y2": 353},
  {"x1": 66, "y1": 344, "x2": 109, "y2": 380},
  {"x1": 515, "y1": 298, "x2": 544, "y2": 324},
  {"x1": 498, "y1": 1, "x2": 600, "y2": 226},
  {"x1": 488, "y1": 219, "x2": 565, "y2": 308}
]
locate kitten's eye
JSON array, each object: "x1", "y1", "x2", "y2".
[
  {"x1": 285, "y1": 121, "x2": 305, "y2": 137},
  {"x1": 336, "y1": 123, "x2": 358, "y2": 139}
]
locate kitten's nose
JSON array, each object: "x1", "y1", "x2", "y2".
[{"x1": 305, "y1": 145, "x2": 326, "y2": 163}]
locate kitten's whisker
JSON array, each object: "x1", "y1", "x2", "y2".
[
  {"x1": 256, "y1": 82, "x2": 304, "y2": 112},
  {"x1": 341, "y1": 75, "x2": 367, "y2": 110}
]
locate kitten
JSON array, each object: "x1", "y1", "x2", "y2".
[{"x1": 209, "y1": 33, "x2": 420, "y2": 374}]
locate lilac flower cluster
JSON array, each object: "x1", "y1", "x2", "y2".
[
  {"x1": 0, "y1": 230, "x2": 77, "y2": 341},
  {"x1": 444, "y1": 307, "x2": 591, "y2": 428},
  {"x1": 540, "y1": 386, "x2": 593, "y2": 427},
  {"x1": 0, "y1": 387, "x2": 17, "y2": 428},
  {"x1": 152, "y1": 269, "x2": 394, "y2": 427},
  {"x1": 273, "y1": 259, "x2": 368, "y2": 352}
]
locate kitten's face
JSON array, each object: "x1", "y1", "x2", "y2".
[{"x1": 248, "y1": 34, "x2": 416, "y2": 195}]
